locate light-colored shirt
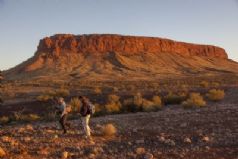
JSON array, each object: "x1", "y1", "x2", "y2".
[{"x1": 57, "y1": 101, "x2": 67, "y2": 117}]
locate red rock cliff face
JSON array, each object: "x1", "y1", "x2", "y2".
[{"x1": 37, "y1": 34, "x2": 228, "y2": 59}]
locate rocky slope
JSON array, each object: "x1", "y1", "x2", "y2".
[{"x1": 5, "y1": 34, "x2": 238, "y2": 81}]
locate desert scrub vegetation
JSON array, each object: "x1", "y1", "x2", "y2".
[
  {"x1": 93, "y1": 104, "x2": 106, "y2": 116},
  {"x1": 182, "y1": 93, "x2": 206, "y2": 109},
  {"x1": 123, "y1": 93, "x2": 162, "y2": 112},
  {"x1": 69, "y1": 97, "x2": 81, "y2": 113},
  {"x1": 211, "y1": 82, "x2": 220, "y2": 88},
  {"x1": 163, "y1": 92, "x2": 187, "y2": 105},
  {"x1": 105, "y1": 95, "x2": 122, "y2": 113},
  {"x1": 1, "y1": 111, "x2": 42, "y2": 124},
  {"x1": 94, "y1": 87, "x2": 102, "y2": 94},
  {"x1": 123, "y1": 92, "x2": 143, "y2": 112},
  {"x1": 0, "y1": 116, "x2": 10, "y2": 124},
  {"x1": 36, "y1": 89, "x2": 70, "y2": 102},
  {"x1": 200, "y1": 81, "x2": 209, "y2": 88},
  {"x1": 102, "y1": 123, "x2": 117, "y2": 136},
  {"x1": 11, "y1": 112, "x2": 40, "y2": 122},
  {"x1": 206, "y1": 89, "x2": 225, "y2": 101},
  {"x1": 54, "y1": 88, "x2": 70, "y2": 97},
  {"x1": 141, "y1": 96, "x2": 163, "y2": 112}
]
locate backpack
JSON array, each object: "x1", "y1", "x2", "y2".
[{"x1": 88, "y1": 102, "x2": 95, "y2": 115}]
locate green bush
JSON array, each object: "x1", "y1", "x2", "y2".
[
  {"x1": 182, "y1": 93, "x2": 206, "y2": 108},
  {"x1": 206, "y1": 89, "x2": 225, "y2": 101}
]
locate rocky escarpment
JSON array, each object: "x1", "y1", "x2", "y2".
[
  {"x1": 37, "y1": 34, "x2": 228, "y2": 59},
  {"x1": 6, "y1": 34, "x2": 238, "y2": 81}
]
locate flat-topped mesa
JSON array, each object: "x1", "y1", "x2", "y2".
[{"x1": 37, "y1": 34, "x2": 228, "y2": 59}]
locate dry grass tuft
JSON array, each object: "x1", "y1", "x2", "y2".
[
  {"x1": 200, "y1": 81, "x2": 209, "y2": 88},
  {"x1": 105, "y1": 95, "x2": 121, "y2": 113},
  {"x1": 69, "y1": 97, "x2": 81, "y2": 112},
  {"x1": 102, "y1": 123, "x2": 117, "y2": 136},
  {"x1": 206, "y1": 89, "x2": 225, "y2": 101},
  {"x1": 182, "y1": 93, "x2": 206, "y2": 108}
]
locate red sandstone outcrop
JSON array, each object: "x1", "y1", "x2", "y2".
[{"x1": 36, "y1": 34, "x2": 228, "y2": 59}]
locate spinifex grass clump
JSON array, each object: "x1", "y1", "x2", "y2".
[
  {"x1": 163, "y1": 92, "x2": 187, "y2": 105},
  {"x1": 206, "y1": 89, "x2": 225, "y2": 101},
  {"x1": 105, "y1": 95, "x2": 122, "y2": 113},
  {"x1": 182, "y1": 93, "x2": 206, "y2": 108},
  {"x1": 102, "y1": 123, "x2": 117, "y2": 136}
]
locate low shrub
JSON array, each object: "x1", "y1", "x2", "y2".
[
  {"x1": 69, "y1": 97, "x2": 81, "y2": 112},
  {"x1": 105, "y1": 102, "x2": 121, "y2": 113},
  {"x1": 102, "y1": 123, "x2": 117, "y2": 136},
  {"x1": 0, "y1": 116, "x2": 9, "y2": 124},
  {"x1": 94, "y1": 104, "x2": 105, "y2": 116},
  {"x1": 141, "y1": 99, "x2": 156, "y2": 112},
  {"x1": 152, "y1": 96, "x2": 162, "y2": 107},
  {"x1": 55, "y1": 89, "x2": 70, "y2": 97},
  {"x1": 206, "y1": 89, "x2": 225, "y2": 101},
  {"x1": 182, "y1": 93, "x2": 206, "y2": 108},
  {"x1": 163, "y1": 92, "x2": 186, "y2": 105},
  {"x1": 105, "y1": 95, "x2": 121, "y2": 113},
  {"x1": 211, "y1": 82, "x2": 220, "y2": 88},
  {"x1": 23, "y1": 114, "x2": 40, "y2": 121},
  {"x1": 200, "y1": 81, "x2": 209, "y2": 88},
  {"x1": 36, "y1": 94, "x2": 52, "y2": 102},
  {"x1": 123, "y1": 93, "x2": 144, "y2": 112},
  {"x1": 133, "y1": 93, "x2": 143, "y2": 107},
  {"x1": 94, "y1": 87, "x2": 102, "y2": 94}
]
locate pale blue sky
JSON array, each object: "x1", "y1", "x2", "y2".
[{"x1": 0, "y1": 0, "x2": 238, "y2": 70}]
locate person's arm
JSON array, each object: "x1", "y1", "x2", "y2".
[{"x1": 60, "y1": 102, "x2": 67, "y2": 117}]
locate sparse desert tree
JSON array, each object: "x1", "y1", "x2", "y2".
[
  {"x1": 182, "y1": 93, "x2": 206, "y2": 108},
  {"x1": 206, "y1": 89, "x2": 225, "y2": 101}
]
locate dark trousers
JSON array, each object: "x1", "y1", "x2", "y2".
[{"x1": 59, "y1": 114, "x2": 70, "y2": 133}]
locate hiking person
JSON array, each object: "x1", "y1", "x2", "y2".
[
  {"x1": 79, "y1": 96, "x2": 93, "y2": 141},
  {"x1": 56, "y1": 97, "x2": 71, "y2": 134}
]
